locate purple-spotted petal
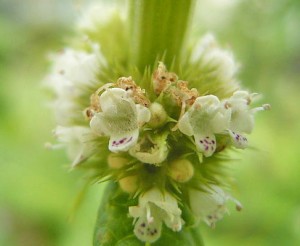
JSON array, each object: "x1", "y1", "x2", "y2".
[
  {"x1": 194, "y1": 134, "x2": 216, "y2": 157},
  {"x1": 109, "y1": 129, "x2": 139, "y2": 152},
  {"x1": 133, "y1": 217, "x2": 162, "y2": 243},
  {"x1": 228, "y1": 130, "x2": 248, "y2": 149}
]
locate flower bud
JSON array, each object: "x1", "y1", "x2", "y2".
[
  {"x1": 148, "y1": 103, "x2": 168, "y2": 128},
  {"x1": 107, "y1": 153, "x2": 129, "y2": 169},
  {"x1": 119, "y1": 175, "x2": 138, "y2": 193},
  {"x1": 168, "y1": 159, "x2": 194, "y2": 183}
]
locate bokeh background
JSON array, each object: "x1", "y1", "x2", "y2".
[{"x1": 0, "y1": 0, "x2": 299, "y2": 245}]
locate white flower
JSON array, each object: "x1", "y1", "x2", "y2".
[
  {"x1": 129, "y1": 188, "x2": 184, "y2": 243},
  {"x1": 77, "y1": 3, "x2": 126, "y2": 32},
  {"x1": 178, "y1": 95, "x2": 230, "y2": 157},
  {"x1": 224, "y1": 90, "x2": 270, "y2": 148},
  {"x1": 189, "y1": 185, "x2": 242, "y2": 227},
  {"x1": 90, "y1": 88, "x2": 151, "y2": 152},
  {"x1": 47, "y1": 48, "x2": 100, "y2": 94},
  {"x1": 129, "y1": 134, "x2": 169, "y2": 165},
  {"x1": 52, "y1": 126, "x2": 98, "y2": 168},
  {"x1": 190, "y1": 33, "x2": 216, "y2": 62},
  {"x1": 44, "y1": 47, "x2": 103, "y2": 125},
  {"x1": 191, "y1": 33, "x2": 239, "y2": 82}
]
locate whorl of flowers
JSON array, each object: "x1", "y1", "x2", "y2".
[{"x1": 45, "y1": 5, "x2": 269, "y2": 244}]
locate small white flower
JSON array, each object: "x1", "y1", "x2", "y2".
[
  {"x1": 178, "y1": 95, "x2": 230, "y2": 157},
  {"x1": 53, "y1": 126, "x2": 98, "y2": 168},
  {"x1": 225, "y1": 90, "x2": 270, "y2": 148},
  {"x1": 129, "y1": 188, "x2": 184, "y2": 243},
  {"x1": 48, "y1": 48, "x2": 100, "y2": 92},
  {"x1": 189, "y1": 185, "x2": 242, "y2": 227},
  {"x1": 191, "y1": 33, "x2": 239, "y2": 82},
  {"x1": 90, "y1": 88, "x2": 151, "y2": 152},
  {"x1": 190, "y1": 33, "x2": 217, "y2": 62},
  {"x1": 77, "y1": 3, "x2": 126, "y2": 32},
  {"x1": 44, "y1": 47, "x2": 102, "y2": 125},
  {"x1": 129, "y1": 134, "x2": 169, "y2": 165}
]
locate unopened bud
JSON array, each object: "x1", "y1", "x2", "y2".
[
  {"x1": 119, "y1": 175, "x2": 138, "y2": 193},
  {"x1": 148, "y1": 103, "x2": 168, "y2": 128},
  {"x1": 107, "y1": 154, "x2": 129, "y2": 169},
  {"x1": 263, "y1": 104, "x2": 271, "y2": 110},
  {"x1": 234, "y1": 200, "x2": 243, "y2": 211},
  {"x1": 168, "y1": 159, "x2": 194, "y2": 183}
]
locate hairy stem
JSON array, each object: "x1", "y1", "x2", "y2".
[{"x1": 129, "y1": 0, "x2": 195, "y2": 71}]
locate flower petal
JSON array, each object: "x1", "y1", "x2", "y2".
[
  {"x1": 178, "y1": 113, "x2": 193, "y2": 136},
  {"x1": 211, "y1": 109, "x2": 231, "y2": 133},
  {"x1": 228, "y1": 130, "x2": 248, "y2": 149},
  {"x1": 99, "y1": 88, "x2": 128, "y2": 112},
  {"x1": 133, "y1": 217, "x2": 162, "y2": 243},
  {"x1": 163, "y1": 215, "x2": 184, "y2": 232},
  {"x1": 136, "y1": 104, "x2": 151, "y2": 125},
  {"x1": 194, "y1": 95, "x2": 220, "y2": 109},
  {"x1": 230, "y1": 110, "x2": 254, "y2": 134},
  {"x1": 189, "y1": 185, "x2": 232, "y2": 227},
  {"x1": 54, "y1": 126, "x2": 97, "y2": 167},
  {"x1": 152, "y1": 194, "x2": 181, "y2": 216},
  {"x1": 129, "y1": 134, "x2": 169, "y2": 165},
  {"x1": 194, "y1": 133, "x2": 216, "y2": 157},
  {"x1": 129, "y1": 206, "x2": 143, "y2": 219},
  {"x1": 231, "y1": 90, "x2": 250, "y2": 100},
  {"x1": 90, "y1": 112, "x2": 108, "y2": 136},
  {"x1": 109, "y1": 129, "x2": 139, "y2": 152}
]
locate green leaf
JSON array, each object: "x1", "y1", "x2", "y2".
[{"x1": 93, "y1": 182, "x2": 204, "y2": 246}]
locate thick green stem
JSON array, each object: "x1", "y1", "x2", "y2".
[{"x1": 129, "y1": 0, "x2": 194, "y2": 71}]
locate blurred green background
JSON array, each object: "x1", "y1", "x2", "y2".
[{"x1": 0, "y1": 0, "x2": 299, "y2": 245}]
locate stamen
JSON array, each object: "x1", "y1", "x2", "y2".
[
  {"x1": 252, "y1": 104, "x2": 271, "y2": 113},
  {"x1": 146, "y1": 204, "x2": 154, "y2": 223},
  {"x1": 263, "y1": 104, "x2": 271, "y2": 110},
  {"x1": 44, "y1": 142, "x2": 64, "y2": 150},
  {"x1": 224, "y1": 101, "x2": 231, "y2": 109}
]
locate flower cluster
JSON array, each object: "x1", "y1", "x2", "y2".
[{"x1": 45, "y1": 26, "x2": 269, "y2": 243}]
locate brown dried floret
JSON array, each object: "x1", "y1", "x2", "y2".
[
  {"x1": 84, "y1": 92, "x2": 101, "y2": 119},
  {"x1": 153, "y1": 62, "x2": 178, "y2": 95},
  {"x1": 176, "y1": 80, "x2": 199, "y2": 106},
  {"x1": 116, "y1": 76, "x2": 150, "y2": 107}
]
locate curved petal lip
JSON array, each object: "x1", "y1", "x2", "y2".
[
  {"x1": 194, "y1": 133, "x2": 216, "y2": 157},
  {"x1": 109, "y1": 129, "x2": 139, "y2": 152},
  {"x1": 134, "y1": 217, "x2": 162, "y2": 243},
  {"x1": 228, "y1": 130, "x2": 248, "y2": 149}
]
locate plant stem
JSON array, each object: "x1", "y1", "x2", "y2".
[{"x1": 129, "y1": 0, "x2": 194, "y2": 71}]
